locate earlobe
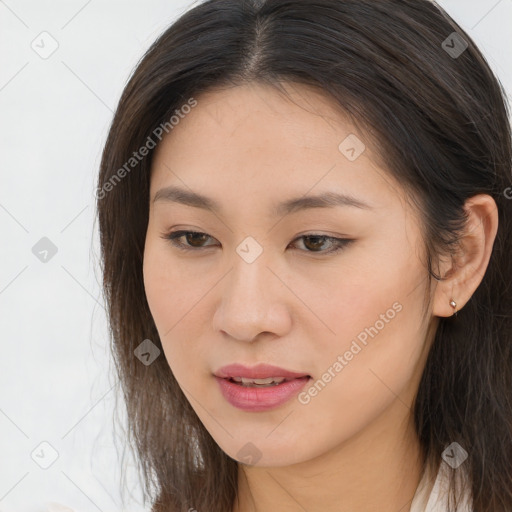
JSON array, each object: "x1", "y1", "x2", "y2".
[
  {"x1": 432, "y1": 194, "x2": 499, "y2": 318},
  {"x1": 449, "y1": 299, "x2": 457, "y2": 316}
]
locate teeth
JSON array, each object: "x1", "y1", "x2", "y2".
[{"x1": 231, "y1": 377, "x2": 286, "y2": 386}]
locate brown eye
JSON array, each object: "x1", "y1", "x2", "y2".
[
  {"x1": 163, "y1": 230, "x2": 218, "y2": 251},
  {"x1": 182, "y1": 232, "x2": 211, "y2": 247},
  {"x1": 288, "y1": 234, "x2": 353, "y2": 255},
  {"x1": 301, "y1": 235, "x2": 330, "y2": 252}
]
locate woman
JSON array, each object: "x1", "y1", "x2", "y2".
[{"x1": 96, "y1": 1, "x2": 512, "y2": 511}]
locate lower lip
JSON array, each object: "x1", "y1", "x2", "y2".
[{"x1": 215, "y1": 376, "x2": 311, "y2": 411}]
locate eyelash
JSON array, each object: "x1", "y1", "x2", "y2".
[{"x1": 161, "y1": 230, "x2": 354, "y2": 256}]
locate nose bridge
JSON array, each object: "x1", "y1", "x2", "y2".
[
  {"x1": 230, "y1": 234, "x2": 275, "y2": 301},
  {"x1": 213, "y1": 239, "x2": 291, "y2": 341}
]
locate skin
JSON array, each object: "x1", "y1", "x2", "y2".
[{"x1": 142, "y1": 81, "x2": 498, "y2": 512}]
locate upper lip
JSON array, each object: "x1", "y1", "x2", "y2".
[{"x1": 214, "y1": 363, "x2": 310, "y2": 380}]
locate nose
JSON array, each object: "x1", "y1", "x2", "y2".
[{"x1": 212, "y1": 253, "x2": 293, "y2": 343}]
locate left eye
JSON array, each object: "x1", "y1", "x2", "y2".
[{"x1": 161, "y1": 230, "x2": 353, "y2": 255}]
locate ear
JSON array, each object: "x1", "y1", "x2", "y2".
[{"x1": 432, "y1": 194, "x2": 499, "y2": 318}]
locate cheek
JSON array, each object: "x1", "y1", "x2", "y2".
[
  {"x1": 142, "y1": 240, "x2": 212, "y2": 379},
  {"x1": 311, "y1": 247, "x2": 421, "y2": 352},
  {"x1": 143, "y1": 242, "x2": 186, "y2": 361},
  {"x1": 143, "y1": 243, "x2": 174, "y2": 325},
  {"x1": 302, "y1": 247, "x2": 427, "y2": 413}
]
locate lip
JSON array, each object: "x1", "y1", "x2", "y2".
[
  {"x1": 214, "y1": 364, "x2": 311, "y2": 411},
  {"x1": 214, "y1": 363, "x2": 309, "y2": 380},
  {"x1": 215, "y1": 375, "x2": 311, "y2": 412}
]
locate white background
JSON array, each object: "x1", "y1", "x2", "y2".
[{"x1": 0, "y1": 1, "x2": 511, "y2": 511}]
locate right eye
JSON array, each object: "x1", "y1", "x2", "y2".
[{"x1": 162, "y1": 230, "x2": 218, "y2": 251}]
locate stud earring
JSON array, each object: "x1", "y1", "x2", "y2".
[{"x1": 449, "y1": 299, "x2": 457, "y2": 316}]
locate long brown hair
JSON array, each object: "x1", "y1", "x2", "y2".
[{"x1": 96, "y1": 1, "x2": 512, "y2": 510}]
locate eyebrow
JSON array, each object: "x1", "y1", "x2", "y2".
[{"x1": 152, "y1": 185, "x2": 374, "y2": 216}]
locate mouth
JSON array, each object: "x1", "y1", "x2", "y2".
[
  {"x1": 214, "y1": 363, "x2": 311, "y2": 383},
  {"x1": 224, "y1": 376, "x2": 311, "y2": 387},
  {"x1": 214, "y1": 373, "x2": 312, "y2": 411}
]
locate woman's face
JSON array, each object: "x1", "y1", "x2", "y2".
[{"x1": 143, "y1": 81, "x2": 436, "y2": 467}]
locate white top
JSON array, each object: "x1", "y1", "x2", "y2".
[{"x1": 410, "y1": 462, "x2": 473, "y2": 512}]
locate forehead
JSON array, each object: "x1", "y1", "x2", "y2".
[
  {"x1": 149, "y1": 82, "x2": 404, "y2": 213},
  {"x1": 156, "y1": 82, "x2": 356, "y2": 155}
]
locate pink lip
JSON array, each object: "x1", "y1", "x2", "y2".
[
  {"x1": 213, "y1": 364, "x2": 311, "y2": 412},
  {"x1": 215, "y1": 375, "x2": 311, "y2": 412},
  {"x1": 214, "y1": 363, "x2": 309, "y2": 380}
]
